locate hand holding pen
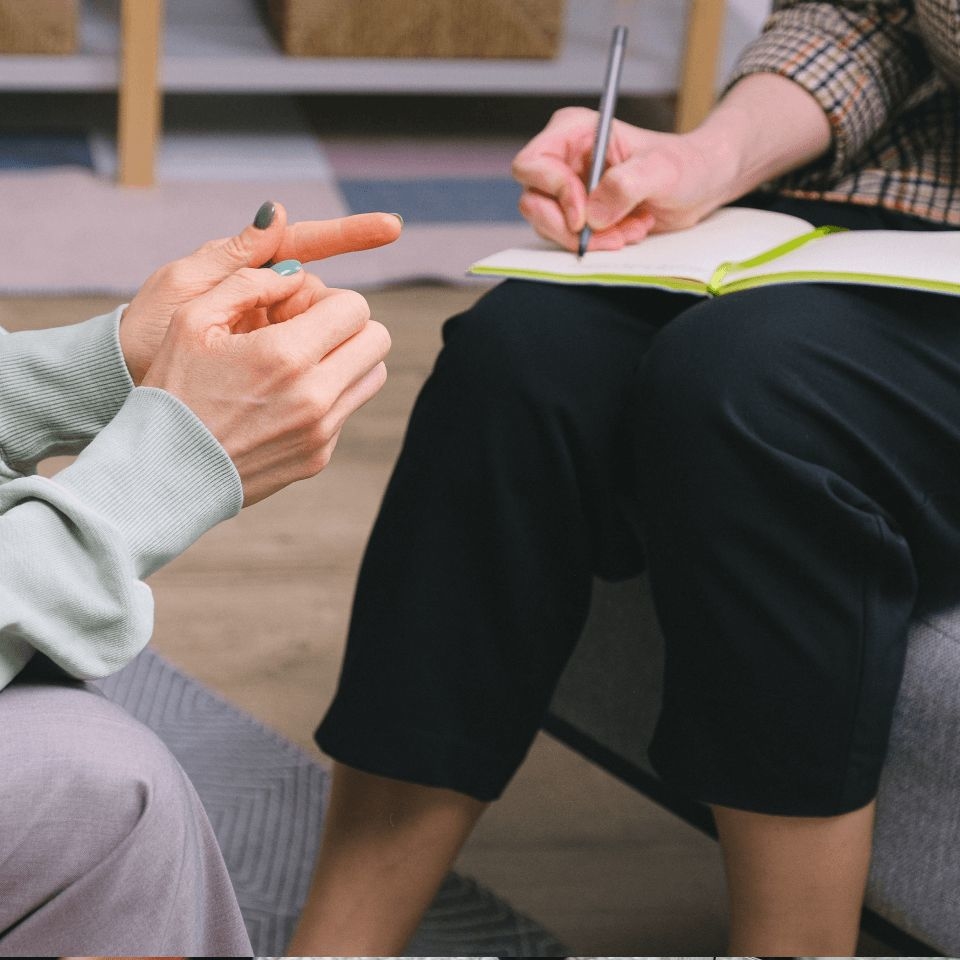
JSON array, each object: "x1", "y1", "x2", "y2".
[{"x1": 512, "y1": 25, "x2": 734, "y2": 253}]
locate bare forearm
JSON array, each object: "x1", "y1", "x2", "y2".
[{"x1": 686, "y1": 73, "x2": 833, "y2": 207}]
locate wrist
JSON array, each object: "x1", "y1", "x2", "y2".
[
  {"x1": 118, "y1": 305, "x2": 148, "y2": 386},
  {"x1": 686, "y1": 74, "x2": 833, "y2": 205},
  {"x1": 681, "y1": 119, "x2": 747, "y2": 210}
]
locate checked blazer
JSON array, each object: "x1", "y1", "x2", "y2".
[{"x1": 730, "y1": 0, "x2": 960, "y2": 224}]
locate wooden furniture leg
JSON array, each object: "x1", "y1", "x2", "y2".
[
  {"x1": 675, "y1": 0, "x2": 727, "y2": 133},
  {"x1": 118, "y1": 0, "x2": 164, "y2": 187}
]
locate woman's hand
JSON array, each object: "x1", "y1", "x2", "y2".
[
  {"x1": 512, "y1": 106, "x2": 731, "y2": 253},
  {"x1": 512, "y1": 77, "x2": 832, "y2": 253},
  {"x1": 119, "y1": 202, "x2": 402, "y2": 384},
  {"x1": 141, "y1": 263, "x2": 391, "y2": 507}
]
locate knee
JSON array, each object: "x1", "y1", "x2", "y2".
[
  {"x1": 2, "y1": 686, "x2": 200, "y2": 885},
  {"x1": 437, "y1": 280, "x2": 615, "y2": 409},
  {"x1": 439, "y1": 281, "x2": 547, "y2": 391},
  {"x1": 635, "y1": 288, "x2": 815, "y2": 461}
]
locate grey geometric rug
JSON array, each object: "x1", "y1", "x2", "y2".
[{"x1": 95, "y1": 647, "x2": 568, "y2": 957}]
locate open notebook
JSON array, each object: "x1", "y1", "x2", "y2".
[{"x1": 469, "y1": 206, "x2": 960, "y2": 297}]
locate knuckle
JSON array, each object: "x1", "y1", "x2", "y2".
[
  {"x1": 330, "y1": 288, "x2": 371, "y2": 333},
  {"x1": 366, "y1": 319, "x2": 391, "y2": 358},
  {"x1": 532, "y1": 224, "x2": 555, "y2": 245},
  {"x1": 604, "y1": 164, "x2": 635, "y2": 199},
  {"x1": 302, "y1": 273, "x2": 328, "y2": 298},
  {"x1": 511, "y1": 151, "x2": 534, "y2": 179},
  {"x1": 518, "y1": 187, "x2": 542, "y2": 209},
  {"x1": 553, "y1": 105, "x2": 592, "y2": 126},
  {"x1": 192, "y1": 238, "x2": 222, "y2": 256},
  {"x1": 517, "y1": 193, "x2": 554, "y2": 232},
  {"x1": 369, "y1": 360, "x2": 388, "y2": 393},
  {"x1": 286, "y1": 220, "x2": 311, "y2": 251},
  {"x1": 305, "y1": 441, "x2": 333, "y2": 475},
  {"x1": 315, "y1": 411, "x2": 340, "y2": 445},
  {"x1": 153, "y1": 260, "x2": 184, "y2": 288},
  {"x1": 304, "y1": 389, "x2": 334, "y2": 424},
  {"x1": 221, "y1": 233, "x2": 254, "y2": 264},
  {"x1": 150, "y1": 261, "x2": 174, "y2": 282},
  {"x1": 345, "y1": 288, "x2": 371, "y2": 322},
  {"x1": 169, "y1": 302, "x2": 197, "y2": 331},
  {"x1": 556, "y1": 178, "x2": 581, "y2": 208},
  {"x1": 226, "y1": 267, "x2": 269, "y2": 303},
  {"x1": 266, "y1": 341, "x2": 303, "y2": 378},
  {"x1": 314, "y1": 449, "x2": 334, "y2": 473},
  {"x1": 234, "y1": 265, "x2": 267, "y2": 287},
  {"x1": 303, "y1": 385, "x2": 337, "y2": 422}
]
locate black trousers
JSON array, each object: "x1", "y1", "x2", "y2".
[{"x1": 318, "y1": 199, "x2": 960, "y2": 816}]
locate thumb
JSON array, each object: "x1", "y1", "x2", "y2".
[
  {"x1": 586, "y1": 155, "x2": 674, "y2": 232},
  {"x1": 177, "y1": 262, "x2": 307, "y2": 338},
  {"x1": 203, "y1": 200, "x2": 291, "y2": 275}
]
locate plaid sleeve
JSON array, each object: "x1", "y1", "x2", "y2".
[{"x1": 727, "y1": 1, "x2": 933, "y2": 179}]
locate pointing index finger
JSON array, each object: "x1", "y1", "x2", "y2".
[{"x1": 272, "y1": 212, "x2": 403, "y2": 265}]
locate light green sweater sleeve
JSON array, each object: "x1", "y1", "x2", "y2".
[
  {"x1": 0, "y1": 307, "x2": 133, "y2": 471},
  {"x1": 0, "y1": 313, "x2": 243, "y2": 690}
]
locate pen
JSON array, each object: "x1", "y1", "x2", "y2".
[{"x1": 578, "y1": 24, "x2": 628, "y2": 259}]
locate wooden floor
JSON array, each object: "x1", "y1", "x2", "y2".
[{"x1": 1, "y1": 289, "x2": 897, "y2": 956}]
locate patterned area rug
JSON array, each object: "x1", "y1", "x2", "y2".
[{"x1": 95, "y1": 647, "x2": 568, "y2": 958}]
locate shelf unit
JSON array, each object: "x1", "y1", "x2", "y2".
[{"x1": 0, "y1": 0, "x2": 731, "y2": 186}]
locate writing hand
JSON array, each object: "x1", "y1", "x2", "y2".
[{"x1": 511, "y1": 106, "x2": 723, "y2": 252}]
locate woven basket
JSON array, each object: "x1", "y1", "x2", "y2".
[
  {"x1": 267, "y1": 0, "x2": 565, "y2": 59},
  {"x1": 0, "y1": 0, "x2": 78, "y2": 54}
]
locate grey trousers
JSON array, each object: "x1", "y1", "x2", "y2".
[{"x1": 0, "y1": 661, "x2": 252, "y2": 956}]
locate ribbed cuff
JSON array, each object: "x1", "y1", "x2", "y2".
[
  {"x1": 56, "y1": 387, "x2": 243, "y2": 578},
  {"x1": 0, "y1": 307, "x2": 133, "y2": 471}
]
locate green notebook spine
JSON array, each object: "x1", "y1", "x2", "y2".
[{"x1": 707, "y1": 224, "x2": 847, "y2": 295}]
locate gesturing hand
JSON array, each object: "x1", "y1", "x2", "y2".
[
  {"x1": 141, "y1": 263, "x2": 391, "y2": 507},
  {"x1": 120, "y1": 202, "x2": 402, "y2": 384}
]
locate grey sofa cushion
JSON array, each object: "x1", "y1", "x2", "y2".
[
  {"x1": 548, "y1": 575, "x2": 960, "y2": 954},
  {"x1": 868, "y1": 610, "x2": 960, "y2": 952},
  {"x1": 550, "y1": 577, "x2": 663, "y2": 778}
]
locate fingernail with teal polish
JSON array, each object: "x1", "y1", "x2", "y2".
[
  {"x1": 390, "y1": 212, "x2": 404, "y2": 225},
  {"x1": 270, "y1": 259, "x2": 302, "y2": 276},
  {"x1": 253, "y1": 201, "x2": 276, "y2": 229}
]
